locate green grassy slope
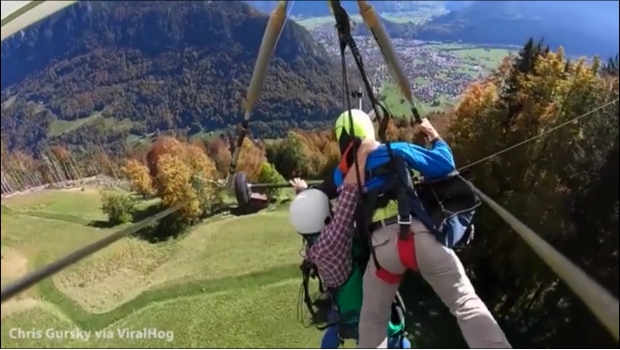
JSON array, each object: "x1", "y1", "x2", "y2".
[
  {"x1": 0, "y1": 188, "x2": 442, "y2": 348},
  {"x1": 0, "y1": 190, "x2": 338, "y2": 348}
]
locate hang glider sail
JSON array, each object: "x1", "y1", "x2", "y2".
[{"x1": 1, "y1": 1, "x2": 77, "y2": 41}]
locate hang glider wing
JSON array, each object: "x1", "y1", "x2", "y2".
[{"x1": 1, "y1": 1, "x2": 77, "y2": 41}]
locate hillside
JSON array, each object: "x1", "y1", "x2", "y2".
[
  {"x1": 0, "y1": 1, "x2": 355, "y2": 153},
  {"x1": 415, "y1": 1, "x2": 619, "y2": 56},
  {"x1": 1, "y1": 25, "x2": 617, "y2": 350}
]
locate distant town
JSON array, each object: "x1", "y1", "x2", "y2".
[{"x1": 308, "y1": 25, "x2": 516, "y2": 110}]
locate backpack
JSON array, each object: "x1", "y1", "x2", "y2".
[{"x1": 333, "y1": 141, "x2": 481, "y2": 250}]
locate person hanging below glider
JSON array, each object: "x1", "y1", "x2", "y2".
[
  {"x1": 289, "y1": 110, "x2": 410, "y2": 349},
  {"x1": 334, "y1": 116, "x2": 511, "y2": 349},
  {"x1": 291, "y1": 109, "x2": 411, "y2": 349}
]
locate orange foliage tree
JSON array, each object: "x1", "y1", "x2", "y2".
[
  {"x1": 439, "y1": 40, "x2": 619, "y2": 349},
  {"x1": 235, "y1": 138, "x2": 267, "y2": 181},
  {"x1": 122, "y1": 159, "x2": 154, "y2": 198},
  {"x1": 146, "y1": 136, "x2": 185, "y2": 179},
  {"x1": 204, "y1": 137, "x2": 232, "y2": 178},
  {"x1": 146, "y1": 137, "x2": 221, "y2": 223}
]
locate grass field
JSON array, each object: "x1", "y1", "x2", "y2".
[
  {"x1": 444, "y1": 46, "x2": 513, "y2": 73},
  {"x1": 379, "y1": 81, "x2": 454, "y2": 118},
  {"x1": 0, "y1": 189, "x2": 329, "y2": 348},
  {"x1": 0, "y1": 184, "x2": 467, "y2": 348},
  {"x1": 294, "y1": 6, "x2": 447, "y2": 30}
]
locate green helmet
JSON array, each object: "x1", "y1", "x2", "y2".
[{"x1": 333, "y1": 109, "x2": 376, "y2": 142}]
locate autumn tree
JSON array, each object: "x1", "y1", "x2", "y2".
[
  {"x1": 204, "y1": 136, "x2": 232, "y2": 178},
  {"x1": 152, "y1": 141, "x2": 220, "y2": 224},
  {"x1": 156, "y1": 154, "x2": 202, "y2": 223},
  {"x1": 257, "y1": 162, "x2": 286, "y2": 199},
  {"x1": 122, "y1": 159, "x2": 154, "y2": 198},
  {"x1": 50, "y1": 145, "x2": 80, "y2": 180},
  {"x1": 271, "y1": 131, "x2": 311, "y2": 179},
  {"x1": 146, "y1": 136, "x2": 185, "y2": 180},
  {"x1": 235, "y1": 138, "x2": 266, "y2": 182},
  {"x1": 438, "y1": 38, "x2": 619, "y2": 348}
]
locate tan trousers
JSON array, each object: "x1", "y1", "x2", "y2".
[{"x1": 357, "y1": 220, "x2": 511, "y2": 348}]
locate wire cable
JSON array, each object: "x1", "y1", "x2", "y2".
[{"x1": 458, "y1": 99, "x2": 618, "y2": 171}]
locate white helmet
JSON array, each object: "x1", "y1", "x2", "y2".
[{"x1": 289, "y1": 189, "x2": 331, "y2": 235}]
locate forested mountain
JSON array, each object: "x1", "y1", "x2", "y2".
[
  {"x1": 0, "y1": 1, "x2": 357, "y2": 153},
  {"x1": 416, "y1": 1, "x2": 619, "y2": 56}
]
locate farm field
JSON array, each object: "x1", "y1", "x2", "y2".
[
  {"x1": 419, "y1": 43, "x2": 514, "y2": 73},
  {"x1": 386, "y1": 43, "x2": 513, "y2": 114},
  {"x1": 293, "y1": 7, "x2": 447, "y2": 30}
]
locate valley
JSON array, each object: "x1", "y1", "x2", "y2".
[{"x1": 1, "y1": 2, "x2": 618, "y2": 348}]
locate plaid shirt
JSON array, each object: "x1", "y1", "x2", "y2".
[{"x1": 307, "y1": 184, "x2": 360, "y2": 289}]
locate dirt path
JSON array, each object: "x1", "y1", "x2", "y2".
[{"x1": 1, "y1": 247, "x2": 28, "y2": 280}]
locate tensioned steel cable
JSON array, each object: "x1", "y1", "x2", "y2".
[
  {"x1": 453, "y1": 98, "x2": 619, "y2": 340},
  {"x1": 1, "y1": 203, "x2": 182, "y2": 302},
  {"x1": 458, "y1": 99, "x2": 619, "y2": 171},
  {"x1": 470, "y1": 185, "x2": 619, "y2": 341}
]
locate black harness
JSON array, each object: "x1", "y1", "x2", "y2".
[{"x1": 361, "y1": 165, "x2": 481, "y2": 250}]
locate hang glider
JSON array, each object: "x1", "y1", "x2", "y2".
[{"x1": 1, "y1": 1, "x2": 77, "y2": 41}]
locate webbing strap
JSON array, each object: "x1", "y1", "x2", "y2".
[
  {"x1": 301, "y1": 261, "x2": 333, "y2": 331},
  {"x1": 362, "y1": 188, "x2": 383, "y2": 275},
  {"x1": 331, "y1": 1, "x2": 389, "y2": 142}
]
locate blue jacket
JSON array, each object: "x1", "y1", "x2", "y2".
[
  {"x1": 333, "y1": 140, "x2": 455, "y2": 189},
  {"x1": 333, "y1": 140, "x2": 469, "y2": 247}
]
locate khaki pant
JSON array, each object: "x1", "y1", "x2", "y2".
[{"x1": 357, "y1": 220, "x2": 511, "y2": 348}]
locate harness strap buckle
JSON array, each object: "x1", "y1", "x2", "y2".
[{"x1": 397, "y1": 215, "x2": 412, "y2": 225}]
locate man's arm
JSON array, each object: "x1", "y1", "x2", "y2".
[
  {"x1": 411, "y1": 118, "x2": 455, "y2": 177},
  {"x1": 308, "y1": 184, "x2": 360, "y2": 288},
  {"x1": 370, "y1": 140, "x2": 455, "y2": 179}
]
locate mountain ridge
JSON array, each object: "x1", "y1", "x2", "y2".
[
  {"x1": 416, "y1": 1, "x2": 618, "y2": 57},
  {"x1": 256, "y1": 0, "x2": 618, "y2": 57},
  {"x1": 1, "y1": 1, "x2": 360, "y2": 153}
]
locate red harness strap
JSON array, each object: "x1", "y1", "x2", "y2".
[
  {"x1": 375, "y1": 265, "x2": 403, "y2": 284},
  {"x1": 398, "y1": 233, "x2": 418, "y2": 271},
  {"x1": 338, "y1": 142, "x2": 354, "y2": 174},
  {"x1": 374, "y1": 232, "x2": 418, "y2": 284}
]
